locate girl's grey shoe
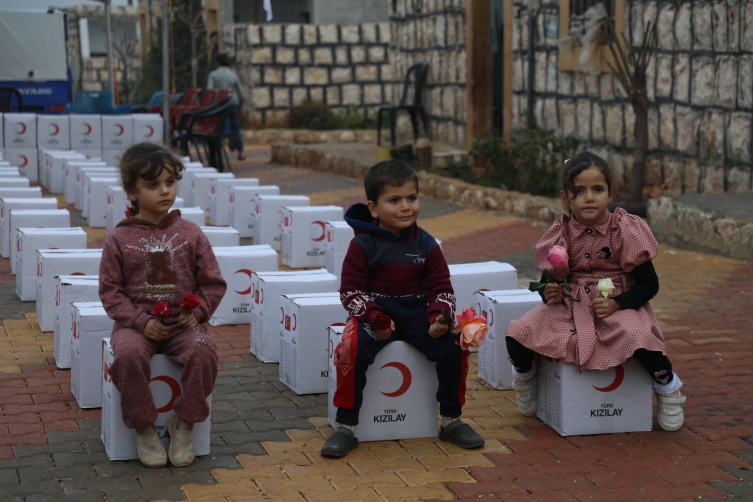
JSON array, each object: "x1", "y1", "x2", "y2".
[
  {"x1": 439, "y1": 420, "x2": 485, "y2": 449},
  {"x1": 320, "y1": 427, "x2": 359, "y2": 458}
]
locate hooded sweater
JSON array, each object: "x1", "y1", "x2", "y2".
[
  {"x1": 340, "y1": 203, "x2": 455, "y2": 336},
  {"x1": 98, "y1": 210, "x2": 227, "y2": 334}
]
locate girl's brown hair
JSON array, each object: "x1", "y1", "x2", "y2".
[
  {"x1": 120, "y1": 142, "x2": 185, "y2": 215},
  {"x1": 560, "y1": 151, "x2": 612, "y2": 206}
]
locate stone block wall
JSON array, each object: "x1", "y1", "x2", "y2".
[
  {"x1": 389, "y1": 0, "x2": 467, "y2": 147},
  {"x1": 512, "y1": 0, "x2": 753, "y2": 195},
  {"x1": 223, "y1": 22, "x2": 392, "y2": 128}
]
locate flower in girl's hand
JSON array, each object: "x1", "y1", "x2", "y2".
[
  {"x1": 452, "y1": 306, "x2": 488, "y2": 350},
  {"x1": 151, "y1": 302, "x2": 172, "y2": 325},
  {"x1": 546, "y1": 246, "x2": 569, "y2": 269},
  {"x1": 372, "y1": 313, "x2": 391, "y2": 332},
  {"x1": 180, "y1": 293, "x2": 200, "y2": 314},
  {"x1": 597, "y1": 278, "x2": 614, "y2": 299}
]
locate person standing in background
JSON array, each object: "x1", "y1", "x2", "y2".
[{"x1": 207, "y1": 54, "x2": 246, "y2": 160}]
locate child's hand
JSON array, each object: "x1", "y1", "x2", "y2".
[
  {"x1": 178, "y1": 311, "x2": 198, "y2": 329},
  {"x1": 429, "y1": 317, "x2": 449, "y2": 338},
  {"x1": 144, "y1": 318, "x2": 169, "y2": 341},
  {"x1": 377, "y1": 320, "x2": 395, "y2": 340},
  {"x1": 544, "y1": 283, "x2": 563, "y2": 305},
  {"x1": 590, "y1": 297, "x2": 620, "y2": 319}
]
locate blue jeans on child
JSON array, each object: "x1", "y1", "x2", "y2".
[{"x1": 223, "y1": 104, "x2": 244, "y2": 153}]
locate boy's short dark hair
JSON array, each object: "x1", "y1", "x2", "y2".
[
  {"x1": 364, "y1": 160, "x2": 419, "y2": 202},
  {"x1": 216, "y1": 53, "x2": 230, "y2": 67}
]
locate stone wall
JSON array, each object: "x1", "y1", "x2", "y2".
[
  {"x1": 388, "y1": 0, "x2": 468, "y2": 146},
  {"x1": 223, "y1": 22, "x2": 393, "y2": 128},
  {"x1": 512, "y1": 0, "x2": 753, "y2": 195}
]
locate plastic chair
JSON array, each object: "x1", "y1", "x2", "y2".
[
  {"x1": 178, "y1": 96, "x2": 232, "y2": 173},
  {"x1": 147, "y1": 91, "x2": 185, "y2": 114},
  {"x1": 68, "y1": 90, "x2": 116, "y2": 114},
  {"x1": 377, "y1": 61, "x2": 429, "y2": 146},
  {"x1": 0, "y1": 87, "x2": 23, "y2": 112},
  {"x1": 171, "y1": 89, "x2": 215, "y2": 132}
]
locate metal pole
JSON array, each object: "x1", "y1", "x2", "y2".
[
  {"x1": 162, "y1": 0, "x2": 170, "y2": 144},
  {"x1": 104, "y1": 0, "x2": 115, "y2": 97}
]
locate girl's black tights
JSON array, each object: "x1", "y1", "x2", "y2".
[{"x1": 505, "y1": 336, "x2": 674, "y2": 385}]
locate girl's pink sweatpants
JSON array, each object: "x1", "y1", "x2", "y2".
[{"x1": 108, "y1": 323, "x2": 218, "y2": 429}]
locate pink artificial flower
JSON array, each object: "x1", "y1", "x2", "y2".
[
  {"x1": 452, "y1": 306, "x2": 488, "y2": 350},
  {"x1": 546, "y1": 245, "x2": 569, "y2": 269}
]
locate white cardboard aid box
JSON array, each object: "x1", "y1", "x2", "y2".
[
  {"x1": 210, "y1": 177, "x2": 259, "y2": 226},
  {"x1": 101, "y1": 338, "x2": 212, "y2": 460},
  {"x1": 449, "y1": 261, "x2": 518, "y2": 312},
  {"x1": 37, "y1": 115, "x2": 71, "y2": 149},
  {"x1": 536, "y1": 356, "x2": 653, "y2": 436},
  {"x1": 71, "y1": 303, "x2": 113, "y2": 408},
  {"x1": 324, "y1": 221, "x2": 354, "y2": 289},
  {"x1": 83, "y1": 172, "x2": 117, "y2": 218},
  {"x1": 475, "y1": 289, "x2": 541, "y2": 390},
  {"x1": 191, "y1": 172, "x2": 234, "y2": 214},
  {"x1": 54, "y1": 275, "x2": 100, "y2": 369},
  {"x1": 250, "y1": 270, "x2": 338, "y2": 363},
  {"x1": 76, "y1": 166, "x2": 118, "y2": 211},
  {"x1": 328, "y1": 325, "x2": 440, "y2": 442},
  {"x1": 101, "y1": 115, "x2": 134, "y2": 150},
  {"x1": 0, "y1": 178, "x2": 29, "y2": 188},
  {"x1": 178, "y1": 207, "x2": 205, "y2": 226},
  {"x1": 42, "y1": 151, "x2": 82, "y2": 188},
  {"x1": 87, "y1": 177, "x2": 121, "y2": 228},
  {"x1": 70, "y1": 115, "x2": 103, "y2": 151},
  {"x1": 0, "y1": 197, "x2": 58, "y2": 258},
  {"x1": 252, "y1": 195, "x2": 310, "y2": 251},
  {"x1": 279, "y1": 293, "x2": 346, "y2": 395},
  {"x1": 179, "y1": 166, "x2": 216, "y2": 203},
  {"x1": 4, "y1": 149, "x2": 39, "y2": 181},
  {"x1": 209, "y1": 245, "x2": 279, "y2": 326},
  {"x1": 199, "y1": 226, "x2": 240, "y2": 247},
  {"x1": 228, "y1": 185, "x2": 280, "y2": 238},
  {"x1": 48, "y1": 152, "x2": 89, "y2": 194},
  {"x1": 0, "y1": 187, "x2": 42, "y2": 200},
  {"x1": 280, "y1": 206, "x2": 344, "y2": 269},
  {"x1": 101, "y1": 149, "x2": 124, "y2": 167},
  {"x1": 131, "y1": 114, "x2": 163, "y2": 144},
  {"x1": 36, "y1": 249, "x2": 103, "y2": 331},
  {"x1": 15, "y1": 228, "x2": 88, "y2": 302},
  {"x1": 4, "y1": 113, "x2": 37, "y2": 149},
  {"x1": 64, "y1": 160, "x2": 107, "y2": 204},
  {"x1": 0, "y1": 167, "x2": 20, "y2": 175},
  {"x1": 9, "y1": 209, "x2": 71, "y2": 274}
]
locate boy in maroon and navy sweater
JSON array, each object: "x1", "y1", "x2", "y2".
[{"x1": 321, "y1": 160, "x2": 485, "y2": 457}]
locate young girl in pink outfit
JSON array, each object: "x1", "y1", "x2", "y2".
[
  {"x1": 99, "y1": 143, "x2": 227, "y2": 468},
  {"x1": 505, "y1": 151, "x2": 685, "y2": 431}
]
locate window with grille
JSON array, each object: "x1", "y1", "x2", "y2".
[
  {"x1": 558, "y1": 0, "x2": 625, "y2": 73},
  {"x1": 570, "y1": 0, "x2": 614, "y2": 17}
]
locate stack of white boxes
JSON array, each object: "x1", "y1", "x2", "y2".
[
  {"x1": 132, "y1": 114, "x2": 163, "y2": 144},
  {"x1": 228, "y1": 185, "x2": 280, "y2": 238},
  {"x1": 280, "y1": 206, "x2": 344, "y2": 268},
  {"x1": 0, "y1": 178, "x2": 30, "y2": 189},
  {"x1": 46, "y1": 152, "x2": 90, "y2": 193},
  {"x1": 71, "y1": 302, "x2": 112, "y2": 408},
  {"x1": 101, "y1": 116, "x2": 134, "y2": 167},
  {"x1": 328, "y1": 324, "x2": 440, "y2": 442},
  {"x1": 180, "y1": 167, "x2": 217, "y2": 204},
  {"x1": 252, "y1": 195, "x2": 310, "y2": 251},
  {"x1": 249, "y1": 270, "x2": 338, "y2": 363},
  {"x1": 324, "y1": 221, "x2": 355, "y2": 289},
  {"x1": 448, "y1": 261, "x2": 519, "y2": 314},
  {"x1": 210, "y1": 245, "x2": 279, "y2": 326},
  {"x1": 178, "y1": 207, "x2": 206, "y2": 226},
  {"x1": 87, "y1": 177, "x2": 121, "y2": 228},
  {"x1": 102, "y1": 338, "x2": 212, "y2": 460},
  {"x1": 8, "y1": 209, "x2": 71, "y2": 274},
  {"x1": 4, "y1": 113, "x2": 37, "y2": 180},
  {"x1": 200, "y1": 226, "x2": 240, "y2": 247},
  {"x1": 192, "y1": 172, "x2": 234, "y2": 214},
  {"x1": 0, "y1": 197, "x2": 59, "y2": 258},
  {"x1": 54, "y1": 275, "x2": 100, "y2": 369},
  {"x1": 37, "y1": 115, "x2": 71, "y2": 179},
  {"x1": 64, "y1": 160, "x2": 107, "y2": 204},
  {"x1": 474, "y1": 289, "x2": 542, "y2": 390},
  {"x1": 76, "y1": 166, "x2": 118, "y2": 211},
  {"x1": 279, "y1": 292, "x2": 347, "y2": 395},
  {"x1": 0, "y1": 187, "x2": 41, "y2": 200},
  {"x1": 210, "y1": 177, "x2": 259, "y2": 226},
  {"x1": 36, "y1": 249, "x2": 103, "y2": 331},
  {"x1": 15, "y1": 228, "x2": 88, "y2": 301}
]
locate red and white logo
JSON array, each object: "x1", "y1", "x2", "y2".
[
  {"x1": 593, "y1": 364, "x2": 625, "y2": 392},
  {"x1": 255, "y1": 287, "x2": 263, "y2": 304},
  {"x1": 17, "y1": 155, "x2": 28, "y2": 168},
  {"x1": 144, "y1": 125, "x2": 155, "y2": 138},
  {"x1": 114, "y1": 124, "x2": 124, "y2": 136},
  {"x1": 210, "y1": 183, "x2": 216, "y2": 194},
  {"x1": 17, "y1": 238, "x2": 22, "y2": 252},
  {"x1": 284, "y1": 313, "x2": 296, "y2": 331},
  {"x1": 82, "y1": 123, "x2": 92, "y2": 136},
  {"x1": 310, "y1": 221, "x2": 325, "y2": 241},
  {"x1": 49, "y1": 123, "x2": 60, "y2": 136},
  {"x1": 229, "y1": 192, "x2": 235, "y2": 203},
  {"x1": 37, "y1": 258, "x2": 42, "y2": 277},
  {"x1": 150, "y1": 375, "x2": 182, "y2": 413},
  {"x1": 73, "y1": 320, "x2": 79, "y2": 339},
  {"x1": 283, "y1": 214, "x2": 292, "y2": 227},
  {"x1": 380, "y1": 362, "x2": 412, "y2": 397},
  {"x1": 326, "y1": 229, "x2": 334, "y2": 242},
  {"x1": 14, "y1": 122, "x2": 26, "y2": 135},
  {"x1": 233, "y1": 269, "x2": 253, "y2": 295},
  {"x1": 103, "y1": 361, "x2": 111, "y2": 383},
  {"x1": 106, "y1": 193, "x2": 113, "y2": 205},
  {"x1": 55, "y1": 286, "x2": 61, "y2": 307}
]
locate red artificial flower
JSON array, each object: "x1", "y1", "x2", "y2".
[
  {"x1": 124, "y1": 209, "x2": 131, "y2": 218},
  {"x1": 372, "y1": 313, "x2": 391, "y2": 332},
  {"x1": 180, "y1": 293, "x2": 201, "y2": 313},
  {"x1": 151, "y1": 302, "x2": 172, "y2": 318}
]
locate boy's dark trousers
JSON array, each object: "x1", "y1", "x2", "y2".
[{"x1": 334, "y1": 321, "x2": 469, "y2": 425}]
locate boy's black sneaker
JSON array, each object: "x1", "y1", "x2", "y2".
[
  {"x1": 320, "y1": 427, "x2": 359, "y2": 457},
  {"x1": 439, "y1": 420, "x2": 485, "y2": 449}
]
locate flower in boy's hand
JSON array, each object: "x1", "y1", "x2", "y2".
[
  {"x1": 180, "y1": 293, "x2": 201, "y2": 313},
  {"x1": 372, "y1": 313, "x2": 391, "y2": 332},
  {"x1": 546, "y1": 245, "x2": 569, "y2": 269},
  {"x1": 452, "y1": 306, "x2": 488, "y2": 350},
  {"x1": 597, "y1": 278, "x2": 615, "y2": 299},
  {"x1": 151, "y1": 302, "x2": 172, "y2": 318}
]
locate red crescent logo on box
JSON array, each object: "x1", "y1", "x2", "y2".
[
  {"x1": 310, "y1": 221, "x2": 326, "y2": 241},
  {"x1": 327, "y1": 229, "x2": 333, "y2": 242},
  {"x1": 210, "y1": 183, "x2": 216, "y2": 194},
  {"x1": 107, "y1": 193, "x2": 113, "y2": 204},
  {"x1": 280, "y1": 307, "x2": 285, "y2": 324},
  {"x1": 18, "y1": 155, "x2": 28, "y2": 168},
  {"x1": 15, "y1": 122, "x2": 26, "y2": 135},
  {"x1": 380, "y1": 362, "x2": 412, "y2": 397},
  {"x1": 37, "y1": 259, "x2": 42, "y2": 277},
  {"x1": 56, "y1": 286, "x2": 60, "y2": 306},
  {"x1": 284, "y1": 314, "x2": 291, "y2": 330},
  {"x1": 103, "y1": 361, "x2": 111, "y2": 383},
  {"x1": 254, "y1": 202, "x2": 260, "y2": 214},
  {"x1": 73, "y1": 320, "x2": 79, "y2": 339},
  {"x1": 151, "y1": 375, "x2": 182, "y2": 413},
  {"x1": 593, "y1": 364, "x2": 625, "y2": 392},
  {"x1": 17, "y1": 238, "x2": 21, "y2": 252},
  {"x1": 115, "y1": 124, "x2": 124, "y2": 136},
  {"x1": 255, "y1": 287, "x2": 264, "y2": 304},
  {"x1": 82, "y1": 123, "x2": 92, "y2": 135},
  {"x1": 50, "y1": 123, "x2": 59, "y2": 136},
  {"x1": 71, "y1": 272, "x2": 85, "y2": 276},
  {"x1": 191, "y1": 179, "x2": 195, "y2": 189},
  {"x1": 233, "y1": 269, "x2": 253, "y2": 295},
  {"x1": 145, "y1": 125, "x2": 155, "y2": 137},
  {"x1": 229, "y1": 192, "x2": 235, "y2": 203}
]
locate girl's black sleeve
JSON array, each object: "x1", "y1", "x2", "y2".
[{"x1": 612, "y1": 260, "x2": 660, "y2": 310}]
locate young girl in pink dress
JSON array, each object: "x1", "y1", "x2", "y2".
[
  {"x1": 99, "y1": 143, "x2": 227, "y2": 468},
  {"x1": 505, "y1": 151, "x2": 685, "y2": 431}
]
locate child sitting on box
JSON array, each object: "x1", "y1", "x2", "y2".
[
  {"x1": 321, "y1": 160, "x2": 485, "y2": 457},
  {"x1": 99, "y1": 143, "x2": 227, "y2": 468},
  {"x1": 505, "y1": 151, "x2": 686, "y2": 431}
]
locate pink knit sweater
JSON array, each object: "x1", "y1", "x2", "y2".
[{"x1": 99, "y1": 210, "x2": 227, "y2": 333}]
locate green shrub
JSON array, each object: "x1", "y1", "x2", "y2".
[{"x1": 288, "y1": 101, "x2": 380, "y2": 130}]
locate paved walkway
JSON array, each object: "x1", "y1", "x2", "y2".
[{"x1": 0, "y1": 146, "x2": 752, "y2": 501}]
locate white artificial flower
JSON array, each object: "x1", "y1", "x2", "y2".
[{"x1": 597, "y1": 278, "x2": 615, "y2": 299}]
